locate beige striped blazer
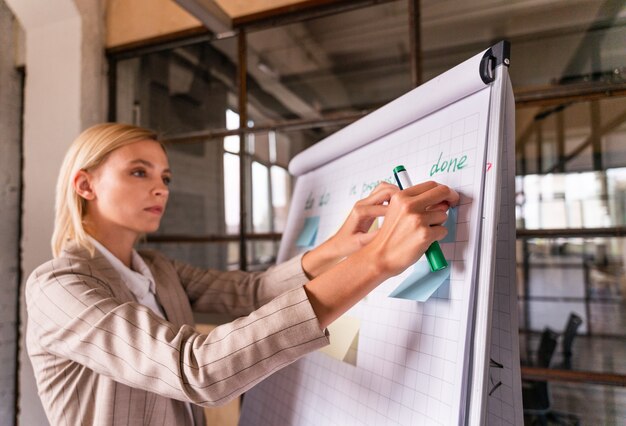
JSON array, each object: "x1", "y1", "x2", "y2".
[{"x1": 25, "y1": 243, "x2": 329, "y2": 425}]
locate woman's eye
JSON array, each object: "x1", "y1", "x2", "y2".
[
  {"x1": 163, "y1": 176, "x2": 171, "y2": 186},
  {"x1": 131, "y1": 169, "x2": 146, "y2": 177}
]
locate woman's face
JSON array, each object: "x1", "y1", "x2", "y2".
[{"x1": 84, "y1": 139, "x2": 171, "y2": 239}]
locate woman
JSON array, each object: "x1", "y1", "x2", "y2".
[{"x1": 26, "y1": 123, "x2": 458, "y2": 425}]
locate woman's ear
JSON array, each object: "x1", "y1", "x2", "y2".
[{"x1": 73, "y1": 170, "x2": 96, "y2": 201}]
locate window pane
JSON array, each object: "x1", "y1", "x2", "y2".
[
  {"x1": 224, "y1": 109, "x2": 239, "y2": 154},
  {"x1": 226, "y1": 109, "x2": 239, "y2": 130},
  {"x1": 517, "y1": 96, "x2": 626, "y2": 175},
  {"x1": 223, "y1": 152, "x2": 240, "y2": 234},
  {"x1": 252, "y1": 132, "x2": 270, "y2": 164},
  {"x1": 518, "y1": 236, "x2": 626, "y2": 347},
  {"x1": 223, "y1": 135, "x2": 240, "y2": 154},
  {"x1": 251, "y1": 161, "x2": 271, "y2": 233},
  {"x1": 115, "y1": 37, "x2": 237, "y2": 137},
  {"x1": 271, "y1": 166, "x2": 291, "y2": 232},
  {"x1": 269, "y1": 130, "x2": 277, "y2": 163},
  {"x1": 224, "y1": 109, "x2": 240, "y2": 153},
  {"x1": 517, "y1": 169, "x2": 626, "y2": 230}
]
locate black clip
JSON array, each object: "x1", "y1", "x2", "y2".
[{"x1": 479, "y1": 40, "x2": 511, "y2": 84}]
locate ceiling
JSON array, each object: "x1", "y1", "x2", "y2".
[
  {"x1": 211, "y1": 0, "x2": 310, "y2": 20},
  {"x1": 173, "y1": 0, "x2": 626, "y2": 141}
]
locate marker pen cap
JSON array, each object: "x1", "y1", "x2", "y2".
[{"x1": 393, "y1": 165, "x2": 412, "y2": 189}]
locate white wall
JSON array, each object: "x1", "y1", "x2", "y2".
[{"x1": 4, "y1": 0, "x2": 106, "y2": 424}]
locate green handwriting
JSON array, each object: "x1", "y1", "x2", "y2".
[
  {"x1": 359, "y1": 176, "x2": 395, "y2": 197},
  {"x1": 430, "y1": 152, "x2": 468, "y2": 176}
]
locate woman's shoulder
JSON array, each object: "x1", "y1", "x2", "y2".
[{"x1": 27, "y1": 244, "x2": 111, "y2": 289}]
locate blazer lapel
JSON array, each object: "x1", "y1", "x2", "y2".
[{"x1": 141, "y1": 253, "x2": 195, "y2": 328}]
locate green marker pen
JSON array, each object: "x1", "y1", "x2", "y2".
[{"x1": 393, "y1": 165, "x2": 448, "y2": 272}]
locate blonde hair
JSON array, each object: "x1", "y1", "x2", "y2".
[{"x1": 52, "y1": 123, "x2": 159, "y2": 257}]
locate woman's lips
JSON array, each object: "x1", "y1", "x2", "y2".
[{"x1": 145, "y1": 206, "x2": 164, "y2": 214}]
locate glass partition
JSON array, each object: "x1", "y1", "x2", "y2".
[
  {"x1": 246, "y1": 1, "x2": 410, "y2": 123},
  {"x1": 517, "y1": 236, "x2": 625, "y2": 337},
  {"x1": 516, "y1": 97, "x2": 626, "y2": 176},
  {"x1": 115, "y1": 37, "x2": 238, "y2": 135}
]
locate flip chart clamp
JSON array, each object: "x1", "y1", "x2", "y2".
[{"x1": 479, "y1": 40, "x2": 511, "y2": 84}]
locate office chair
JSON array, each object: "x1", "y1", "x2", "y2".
[
  {"x1": 559, "y1": 313, "x2": 583, "y2": 370},
  {"x1": 522, "y1": 326, "x2": 581, "y2": 425},
  {"x1": 535, "y1": 327, "x2": 558, "y2": 369},
  {"x1": 523, "y1": 327, "x2": 558, "y2": 425}
]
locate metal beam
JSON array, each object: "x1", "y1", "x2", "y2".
[
  {"x1": 516, "y1": 226, "x2": 626, "y2": 239},
  {"x1": 408, "y1": 0, "x2": 422, "y2": 87},
  {"x1": 162, "y1": 110, "x2": 368, "y2": 144},
  {"x1": 521, "y1": 366, "x2": 626, "y2": 387},
  {"x1": 238, "y1": 30, "x2": 248, "y2": 270}
]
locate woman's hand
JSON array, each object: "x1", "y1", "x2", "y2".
[
  {"x1": 302, "y1": 183, "x2": 399, "y2": 278},
  {"x1": 303, "y1": 181, "x2": 459, "y2": 328},
  {"x1": 329, "y1": 182, "x2": 400, "y2": 257},
  {"x1": 362, "y1": 181, "x2": 460, "y2": 278}
]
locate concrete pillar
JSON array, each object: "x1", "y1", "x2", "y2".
[
  {"x1": 3, "y1": 0, "x2": 106, "y2": 424},
  {"x1": 0, "y1": 1, "x2": 23, "y2": 423}
]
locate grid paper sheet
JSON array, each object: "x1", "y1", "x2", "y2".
[{"x1": 240, "y1": 87, "x2": 503, "y2": 425}]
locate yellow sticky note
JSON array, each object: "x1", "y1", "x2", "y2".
[
  {"x1": 319, "y1": 315, "x2": 360, "y2": 366},
  {"x1": 368, "y1": 218, "x2": 380, "y2": 233}
]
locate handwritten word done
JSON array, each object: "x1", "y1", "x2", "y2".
[{"x1": 430, "y1": 152, "x2": 468, "y2": 177}]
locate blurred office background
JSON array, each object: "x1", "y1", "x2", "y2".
[{"x1": 1, "y1": 0, "x2": 625, "y2": 424}]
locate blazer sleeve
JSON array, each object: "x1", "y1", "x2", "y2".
[
  {"x1": 173, "y1": 253, "x2": 311, "y2": 317},
  {"x1": 26, "y1": 257, "x2": 328, "y2": 407}
]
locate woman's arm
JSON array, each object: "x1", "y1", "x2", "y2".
[
  {"x1": 26, "y1": 260, "x2": 328, "y2": 407},
  {"x1": 172, "y1": 253, "x2": 310, "y2": 316}
]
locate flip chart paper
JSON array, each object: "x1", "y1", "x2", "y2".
[
  {"x1": 262, "y1": 84, "x2": 491, "y2": 425},
  {"x1": 265, "y1": 86, "x2": 491, "y2": 426}
]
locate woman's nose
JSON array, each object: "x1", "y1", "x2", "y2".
[{"x1": 153, "y1": 180, "x2": 169, "y2": 197}]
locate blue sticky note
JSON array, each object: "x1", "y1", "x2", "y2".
[
  {"x1": 296, "y1": 216, "x2": 320, "y2": 248},
  {"x1": 389, "y1": 261, "x2": 451, "y2": 302},
  {"x1": 440, "y1": 207, "x2": 458, "y2": 244}
]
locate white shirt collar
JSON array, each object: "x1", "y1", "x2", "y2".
[{"x1": 88, "y1": 236, "x2": 157, "y2": 300}]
